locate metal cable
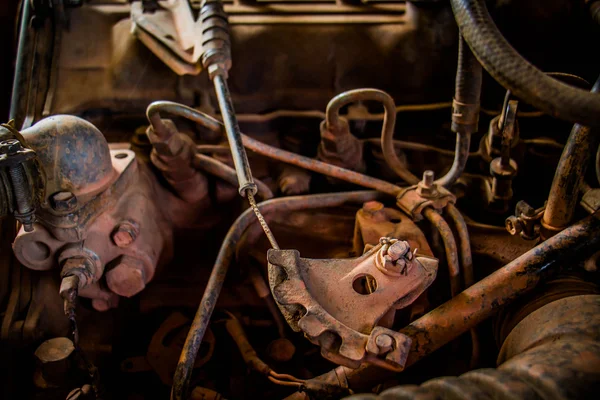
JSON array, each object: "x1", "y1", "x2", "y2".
[{"x1": 246, "y1": 190, "x2": 279, "y2": 249}]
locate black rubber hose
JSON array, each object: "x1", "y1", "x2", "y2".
[{"x1": 450, "y1": 0, "x2": 600, "y2": 126}]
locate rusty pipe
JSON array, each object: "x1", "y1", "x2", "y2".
[
  {"x1": 288, "y1": 211, "x2": 600, "y2": 397},
  {"x1": 173, "y1": 191, "x2": 383, "y2": 399},
  {"x1": 325, "y1": 89, "x2": 419, "y2": 185},
  {"x1": 423, "y1": 208, "x2": 461, "y2": 297},
  {"x1": 146, "y1": 101, "x2": 402, "y2": 196},
  {"x1": 445, "y1": 203, "x2": 479, "y2": 366},
  {"x1": 541, "y1": 75, "x2": 600, "y2": 238},
  {"x1": 445, "y1": 204, "x2": 473, "y2": 287},
  {"x1": 345, "y1": 295, "x2": 600, "y2": 400},
  {"x1": 192, "y1": 154, "x2": 273, "y2": 200}
]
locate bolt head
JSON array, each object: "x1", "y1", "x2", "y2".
[
  {"x1": 50, "y1": 192, "x2": 78, "y2": 212},
  {"x1": 105, "y1": 256, "x2": 146, "y2": 297},
  {"x1": 387, "y1": 240, "x2": 410, "y2": 261},
  {"x1": 375, "y1": 334, "x2": 394, "y2": 354},
  {"x1": 112, "y1": 221, "x2": 139, "y2": 248}
]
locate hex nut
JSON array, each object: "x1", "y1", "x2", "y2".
[
  {"x1": 105, "y1": 256, "x2": 147, "y2": 297},
  {"x1": 112, "y1": 221, "x2": 140, "y2": 248},
  {"x1": 50, "y1": 191, "x2": 78, "y2": 212}
]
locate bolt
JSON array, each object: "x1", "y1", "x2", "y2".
[
  {"x1": 422, "y1": 170, "x2": 435, "y2": 187},
  {"x1": 105, "y1": 256, "x2": 147, "y2": 297},
  {"x1": 387, "y1": 240, "x2": 410, "y2": 261},
  {"x1": 9, "y1": 164, "x2": 35, "y2": 231},
  {"x1": 505, "y1": 215, "x2": 523, "y2": 236},
  {"x1": 375, "y1": 334, "x2": 394, "y2": 354},
  {"x1": 112, "y1": 221, "x2": 140, "y2": 248},
  {"x1": 417, "y1": 170, "x2": 439, "y2": 198},
  {"x1": 50, "y1": 191, "x2": 78, "y2": 212}
]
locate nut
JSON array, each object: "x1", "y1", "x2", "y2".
[
  {"x1": 0, "y1": 139, "x2": 22, "y2": 155},
  {"x1": 112, "y1": 220, "x2": 140, "y2": 248},
  {"x1": 50, "y1": 191, "x2": 78, "y2": 212},
  {"x1": 105, "y1": 256, "x2": 147, "y2": 297}
]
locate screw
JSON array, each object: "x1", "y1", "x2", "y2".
[
  {"x1": 50, "y1": 191, "x2": 78, "y2": 212},
  {"x1": 105, "y1": 256, "x2": 146, "y2": 297},
  {"x1": 422, "y1": 170, "x2": 434, "y2": 187},
  {"x1": 375, "y1": 334, "x2": 394, "y2": 354},
  {"x1": 112, "y1": 221, "x2": 139, "y2": 248},
  {"x1": 9, "y1": 164, "x2": 35, "y2": 231}
]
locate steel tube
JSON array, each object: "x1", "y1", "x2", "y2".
[
  {"x1": 146, "y1": 101, "x2": 402, "y2": 196},
  {"x1": 424, "y1": 208, "x2": 461, "y2": 297},
  {"x1": 288, "y1": 211, "x2": 600, "y2": 397},
  {"x1": 192, "y1": 154, "x2": 273, "y2": 200},
  {"x1": 326, "y1": 89, "x2": 420, "y2": 185},
  {"x1": 212, "y1": 73, "x2": 257, "y2": 196},
  {"x1": 542, "y1": 76, "x2": 600, "y2": 238}
]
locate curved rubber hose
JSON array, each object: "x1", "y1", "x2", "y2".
[{"x1": 450, "y1": 0, "x2": 600, "y2": 126}]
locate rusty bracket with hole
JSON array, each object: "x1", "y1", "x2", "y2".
[
  {"x1": 267, "y1": 242, "x2": 438, "y2": 371},
  {"x1": 396, "y1": 185, "x2": 455, "y2": 221}
]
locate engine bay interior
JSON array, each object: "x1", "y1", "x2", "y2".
[{"x1": 1, "y1": 1, "x2": 600, "y2": 399}]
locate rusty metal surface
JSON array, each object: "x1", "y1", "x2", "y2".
[
  {"x1": 289, "y1": 211, "x2": 600, "y2": 396},
  {"x1": 268, "y1": 241, "x2": 437, "y2": 370},
  {"x1": 345, "y1": 295, "x2": 600, "y2": 400}
]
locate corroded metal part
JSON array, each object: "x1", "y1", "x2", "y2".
[
  {"x1": 268, "y1": 242, "x2": 437, "y2": 371},
  {"x1": 396, "y1": 183, "x2": 455, "y2": 221}
]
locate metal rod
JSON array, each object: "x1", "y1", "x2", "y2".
[{"x1": 212, "y1": 73, "x2": 257, "y2": 196}]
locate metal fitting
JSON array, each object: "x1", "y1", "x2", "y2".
[
  {"x1": 505, "y1": 200, "x2": 544, "y2": 240},
  {"x1": 375, "y1": 334, "x2": 394, "y2": 354},
  {"x1": 112, "y1": 220, "x2": 140, "y2": 248},
  {"x1": 376, "y1": 238, "x2": 414, "y2": 277},
  {"x1": 416, "y1": 170, "x2": 439, "y2": 198},
  {"x1": 50, "y1": 191, "x2": 78, "y2": 212}
]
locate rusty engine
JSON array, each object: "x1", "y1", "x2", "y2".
[{"x1": 1, "y1": 0, "x2": 600, "y2": 399}]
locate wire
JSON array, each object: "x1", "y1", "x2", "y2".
[
  {"x1": 246, "y1": 190, "x2": 279, "y2": 249},
  {"x1": 268, "y1": 376, "x2": 303, "y2": 388},
  {"x1": 269, "y1": 371, "x2": 306, "y2": 383}
]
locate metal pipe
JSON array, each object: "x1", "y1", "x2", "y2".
[
  {"x1": 435, "y1": 133, "x2": 471, "y2": 188},
  {"x1": 326, "y1": 89, "x2": 419, "y2": 185},
  {"x1": 192, "y1": 154, "x2": 273, "y2": 200},
  {"x1": 541, "y1": 76, "x2": 600, "y2": 238},
  {"x1": 212, "y1": 73, "x2": 257, "y2": 196},
  {"x1": 146, "y1": 101, "x2": 402, "y2": 196},
  {"x1": 172, "y1": 191, "x2": 382, "y2": 399},
  {"x1": 289, "y1": 211, "x2": 600, "y2": 396},
  {"x1": 445, "y1": 204, "x2": 473, "y2": 287},
  {"x1": 9, "y1": 0, "x2": 32, "y2": 125},
  {"x1": 423, "y1": 208, "x2": 461, "y2": 297}
]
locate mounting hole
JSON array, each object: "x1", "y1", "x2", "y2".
[
  {"x1": 352, "y1": 274, "x2": 377, "y2": 295},
  {"x1": 390, "y1": 218, "x2": 402, "y2": 224},
  {"x1": 114, "y1": 153, "x2": 128, "y2": 159},
  {"x1": 26, "y1": 241, "x2": 51, "y2": 263}
]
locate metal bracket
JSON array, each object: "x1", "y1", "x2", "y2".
[{"x1": 268, "y1": 243, "x2": 437, "y2": 371}]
